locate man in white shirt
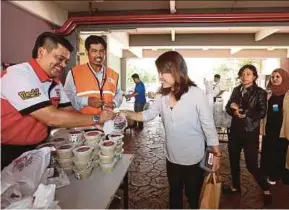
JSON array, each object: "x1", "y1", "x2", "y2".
[{"x1": 212, "y1": 74, "x2": 225, "y2": 102}]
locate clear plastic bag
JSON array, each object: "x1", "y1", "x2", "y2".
[{"x1": 1, "y1": 147, "x2": 52, "y2": 208}]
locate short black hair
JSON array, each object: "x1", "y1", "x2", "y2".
[
  {"x1": 131, "y1": 73, "x2": 140, "y2": 79},
  {"x1": 85, "y1": 35, "x2": 107, "y2": 51},
  {"x1": 214, "y1": 74, "x2": 221, "y2": 79},
  {"x1": 32, "y1": 32, "x2": 73, "y2": 59},
  {"x1": 238, "y1": 64, "x2": 258, "y2": 80}
]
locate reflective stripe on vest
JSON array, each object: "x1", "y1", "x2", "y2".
[
  {"x1": 76, "y1": 90, "x2": 116, "y2": 97},
  {"x1": 72, "y1": 64, "x2": 119, "y2": 114}
]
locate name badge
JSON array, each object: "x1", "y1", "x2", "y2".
[{"x1": 272, "y1": 104, "x2": 279, "y2": 112}]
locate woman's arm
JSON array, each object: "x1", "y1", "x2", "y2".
[{"x1": 121, "y1": 96, "x2": 162, "y2": 122}]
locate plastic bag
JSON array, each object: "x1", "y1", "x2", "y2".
[
  {"x1": 103, "y1": 114, "x2": 128, "y2": 135},
  {"x1": 32, "y1": 184, "x2": 56, "y2": 209},
  {"x1": 1, "y1": 147, "x2": 52, "y2": 207}
]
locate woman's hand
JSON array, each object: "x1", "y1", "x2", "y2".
[
  {"x1": 230, "y1": 102, "x2": 239, "y2": 110},
  {"x1": 120, "y1": 110, "x2": 134, "y2": 119},
  {"x1": 213, "y1": 156, "x2": 221, "y2": 172}
]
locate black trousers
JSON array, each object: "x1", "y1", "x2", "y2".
[
  {"x1": 1, "y1": 144, "x2": 38, "y2": 170},
  {"x1": 260, "y1": 132, "x2": 289, "y2": 181},
  {"x1": 228, "y1": 129, "x2": 269, "y2": 191},
  {"x1": 166, "y1": 159, "x2": 204, "y2": 209},
  {"x1": 134, "y1": 103, "x2": 145, "y2": 128}
]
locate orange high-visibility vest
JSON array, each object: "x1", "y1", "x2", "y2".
[{"x1": 72, "y1": 64, "x2": 119, "y2": 114}]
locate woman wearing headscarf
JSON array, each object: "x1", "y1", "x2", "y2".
[{"x1": 260, "y1": 68, "x2": 289, "y2": 185}]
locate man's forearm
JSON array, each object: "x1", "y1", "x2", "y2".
[
  {"x1": 48, "y1": 110, "x2": 94, "y2": 128},
  {"x1": 31, "y1": 106, "x2": 94, "y2": 128}
]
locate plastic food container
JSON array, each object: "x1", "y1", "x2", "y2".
[
  {"x1": 108, "y1": 134, "x2": 124, "y2": 144},
  {"x1": 50, "y1": 137, "x2": 68, "y2": 146},
  {"x1": 73, "y1": 157, "x2": 93, "y2": 170},
  {"x1": 72, "y1": 145, "x2": 94, "y2": 161},
  {"x1": 84, "y1": 131, "x2": 104, "y2": 143},
  {"x1": 57, "y1": 157, "x2": 73, "y2": 168},
  {"x1": 73, "y1": 166, "x2": 93, "y2": 179},
  {"x1": 62, "y1": 166, "x2": 73, "y2": 175},
  {"x1": 69, "y1": 130, "x2": 84, "y2": 143},
  {"x1": 99, "y1": 158, "x2": 117, "y2": 172},
  {"x1": 36, "y1": 142, "x2": 55, "y2": 149},
  {"x1": 56, "y1": 144, "x2": 75, "y2": 159},
  {"x1": 99, "y1": 140, "x2": 116, "y2": 156},
  {"x1": 115, "y1": 142, "x2": 124, "y2": 153},
  {"x1": 98, "y1": 151, "x2": 115, "y2": 164},
  {"x1": 115, "y1": 148, "x2": 124, "y2": 161}
]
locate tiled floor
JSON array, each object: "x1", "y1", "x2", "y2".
[{"x1": 121, "y1": 117, "x2": 289, "y2": 209}]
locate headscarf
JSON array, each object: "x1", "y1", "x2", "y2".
[{"x1": 269, "y1": 68, "x2": 289, "y2": 96}]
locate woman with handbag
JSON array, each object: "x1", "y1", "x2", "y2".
[
  {"x1": 225, "y1": 64, "x2": 271, "y2": 206},
  {"x1": 121, "y1": 51, "x2": 221, "y2": 209},
  {"x1": 260, "y1": 68, "x2": 289, "y2": 185}
]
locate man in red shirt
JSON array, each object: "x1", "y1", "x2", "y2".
[{"x1": 1, "y1": 32, "x2": 115, "y2": 169}]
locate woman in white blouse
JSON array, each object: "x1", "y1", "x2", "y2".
[{"x1": 121, "y1": 51, "x2": 221, "y2": 209}]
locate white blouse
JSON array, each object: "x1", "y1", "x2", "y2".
[{"x1": 142, "y1": 86, "x2": 219, "y2": 165}]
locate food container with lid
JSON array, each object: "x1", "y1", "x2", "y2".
[
  {"x1": 72, "y1": 157, "x2": 93, "y2": 170},
  {"x1": 115, "y1": 141, "x2": 124, "y2": 153},
  {"x1": 115, "y1": 148, "x2": 124, "y2": 161},
  {"x1": 108, "y1": 134, "x2": 124, "y2": 144},
  {"x1": 49, "y1": 137, "x2": 68, "y2": 146},
  {"x1": 56, "y1": 144, "x2": 75, "y2": 159},
  {"x1": 84, "y1": 131, "x2": 104, "y2": 143},
  {"x1": 73, "y1": 166, "x2": 93, "y2": 179},
  {"x1": 57, "y1": 157, "x2": 73, "y2": 168},
  {"x1": 99, "y1": 158, "x2": 117, "y2": 172},
  {"x1": 99, "y1": 140, "x2": 116, "y2": 156},
  {"x1": 72, "y1": 145, "x2": 94, "y2": 161},
  {"x1": 69, "y1": 130, "x2": 84, "y2": 144},
  {"x1": 98, "y1": 151, "x2": 115, "y2": 164}
]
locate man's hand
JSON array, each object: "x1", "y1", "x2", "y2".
[
  {"x1": 98, "y1": 109, "x2": 116, "y2": 124},
  {"x1": 104, "y1": 102, "x2": 115, "y2": 110},
  {"x1": 88, "y1": 97, "x2": 103, "y2": 108}
]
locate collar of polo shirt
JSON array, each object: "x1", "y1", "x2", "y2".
[{"x1": 29, "y1": 59, "x2": 60, "y2": 83}]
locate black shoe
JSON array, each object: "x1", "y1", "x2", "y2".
[
  {"x1": 222, "y1": 185, "x2": 241, "y2": 194},
  {"x1": 263, "y1": 193, "x2": 272, "y2": 206}
]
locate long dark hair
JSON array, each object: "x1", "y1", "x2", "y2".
[{"x1": 155, "y1": 51, "x2": 196, "y2": 101}]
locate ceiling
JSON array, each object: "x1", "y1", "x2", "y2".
[{"x1": 55, "y1": 0, "x2": 289, "y2": 12}]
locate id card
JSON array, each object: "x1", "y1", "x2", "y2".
[{"x1": 272, "y1": 104, "x2": 279, "y2": 112}]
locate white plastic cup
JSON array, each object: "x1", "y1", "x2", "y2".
[
  {"x1": 56, "y1": 144, "x2": 75, "y2": 159},
  {"x1": 72, "y1": 145, "x2": 94, "y2": 161}
]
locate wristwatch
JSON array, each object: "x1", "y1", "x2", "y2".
[{"x1": 92, "y1": 114, "x2": 100, "y2": 123}]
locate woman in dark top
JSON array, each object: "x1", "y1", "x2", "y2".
[
  {"x1": 260, "y1": 68, "x2": 289, "y2": 185},
  {"x1": 225, "y1": 64, "x2": 271, "y2": 206}
]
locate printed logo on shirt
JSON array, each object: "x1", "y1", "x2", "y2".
[
  {"x1": 55, "y1": 88, "x2": 61, "y2": 97},
  {"x1": 18, "y1": 88, "x2": 41, "y2": 100},
  {"x1": 107, "y1": 77, "x2": 116, "y2": 85}
]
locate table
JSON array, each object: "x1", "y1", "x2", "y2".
[{"x1": 56, "y1": 154, "x2": 134, "y2": 209}]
